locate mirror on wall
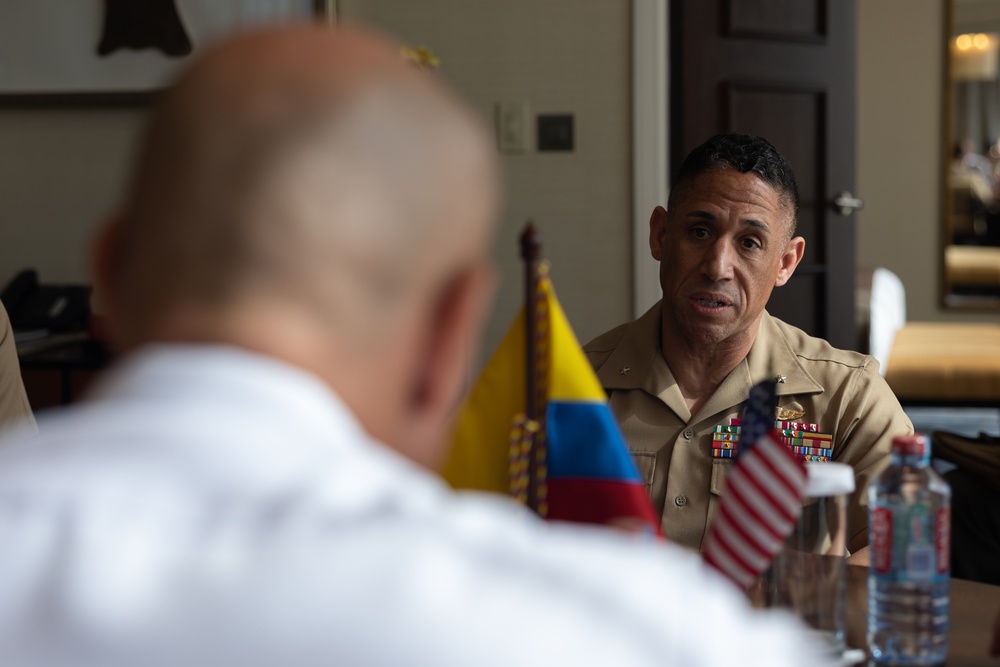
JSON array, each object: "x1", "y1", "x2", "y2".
[{"x1": 946, "y1": 0, "x2": 1000, "y2": 308}]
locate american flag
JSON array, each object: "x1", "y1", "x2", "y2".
[{"x1": 702, "y1": 380, "x2": 808, "y2": 588}]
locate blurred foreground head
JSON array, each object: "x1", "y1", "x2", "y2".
[{"x1": 94, "y1": 24, "x2": 499, "y2": 468}]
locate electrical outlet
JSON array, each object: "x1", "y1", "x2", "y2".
[{"x1": 495, "y1": 102, "x2": 530, "y2": 153}]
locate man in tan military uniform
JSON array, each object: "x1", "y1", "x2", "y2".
[{"x1": 585, "y1": 134, "x2": 911, "y2": 559}]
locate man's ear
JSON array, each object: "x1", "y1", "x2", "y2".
[
  {"x1": 649, "y1": 206, "x2": 668, "y2": 261},
  {"x1": 405, "y1": 262, "x2": 497, "y2": 469},
  {"x1": 774, "y1": 235, "x2": 806, "y2": 287}
]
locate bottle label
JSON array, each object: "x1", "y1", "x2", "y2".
[
  {"x1": 870, "y1": 501, "x2": 949, "y2": 584},
  {"x1": 872, "y1": 506, "x2": 893, "y2": 574},
  {"x1": 936, "y1": 507, "x2": 950, "y2": 575}
]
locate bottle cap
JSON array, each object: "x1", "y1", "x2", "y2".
[
  {"x1": 804, "y1": 462, "x2": 855, "y2": 497},
  {"x1": 891, "y1": 433, "x2": 926, "y2": 457}
]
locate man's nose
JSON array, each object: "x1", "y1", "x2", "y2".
[{"x1": 701, "y1": 239, "x2": 735, "y2": 281}]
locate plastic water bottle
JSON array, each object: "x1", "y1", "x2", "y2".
[{"x1": 868, "y1": 433, "x2": 951, "y2": 665}]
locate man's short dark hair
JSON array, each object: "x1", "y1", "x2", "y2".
[{"x1": 668, "y1": 133, "x2": 800, "y2": 237}]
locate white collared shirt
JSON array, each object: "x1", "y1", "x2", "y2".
[{"x1": 0, "y1": 345, "x2": 836, "y2": 667}]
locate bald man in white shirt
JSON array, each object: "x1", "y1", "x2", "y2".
[{"x1": 0, "y1": 24, "x2": 835, "y2": 667}]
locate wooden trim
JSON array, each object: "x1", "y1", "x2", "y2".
[
  {"x1": 941, "y1": 0, "x2": 955, "y2": 311},
  {"x1": 631, "y1": 0, "x2": 669, "y2": 318}
]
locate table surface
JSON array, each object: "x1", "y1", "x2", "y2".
[{"x1": 846, "y1": 565, "x2": 1000, "y2": 666}]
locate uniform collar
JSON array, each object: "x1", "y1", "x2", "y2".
[
  {"x1": 748, "y1": 312, "x2": 824, "y2": 398},
  {"x1": 595, "y1": 301, "x2": 690, "y2": 419},
  {"x1": 596, "y1": 301, "x2": 664, "y2": 392},
  {"x1": 595, "y1": 303, "x2": 823, "y2": 422},
  {"x1": 700, "y1": 312, "x2": 824, "y2": 422}
]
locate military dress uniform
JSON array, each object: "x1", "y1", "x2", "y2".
[{"x1": 584, "y1": 301, "x2": 912, "y2": 553}]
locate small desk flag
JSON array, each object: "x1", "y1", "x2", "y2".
[
  {"x1": 443, "y1": 265, "x2": 659, "y2": 534},
  {"x1": 702, "y1": 380, "x2": 808, "y2": 588}
]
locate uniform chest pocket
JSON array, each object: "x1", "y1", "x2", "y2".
[
  {"x1": 709, "y1": 458, "x2": 845, "y2": 554},
  {"x1": 710, "y1": 458, "x2": 820, "y2": 507},
  {"x1": 710, "y1": 459, "x2": 731, "y2": 497}
]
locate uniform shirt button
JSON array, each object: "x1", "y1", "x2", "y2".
[
  {"x1": 683, "y1": 428, "x2": 694, "y2": 440},
  {"x1": 674, "y1": 494, "x2": 688, "y2": 507}
]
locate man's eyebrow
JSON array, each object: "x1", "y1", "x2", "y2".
[
  {"x1": 684, "y1": 210, "x2": 772, "y2": 233},
  {"x1": 742, "y1": 219, "x2": 770, "y2": 232}
]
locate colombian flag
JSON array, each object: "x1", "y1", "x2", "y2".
[{"x1": 443, "y1": 267, "x2": 659, "y2": 533}]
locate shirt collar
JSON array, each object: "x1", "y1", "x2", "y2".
[
  {"x1": 596, "y1": 301, "x2": 664, "y2": 393},
  {"x1": 90, "y1": 343, "x2": 369, "y2": 443},
  {"x1": 748, "y1": 313, "x2": 824, "y2": 398},
  {"x1": 594, "y1": 303, "x2": 823, "y2": 421},
  {"x1": 595, "y1": 301, "x2": 691, "y2": 419}
]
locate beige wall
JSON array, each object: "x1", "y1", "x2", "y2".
[
  {"x1": 0, "y1": 107, "x2": 145, "y2": 286},
  {"x1": 340, "y1": 0, "x2": 634, "y2": 357},
  {"x1": 2, "y1": 1, "x2": 986, "y2": 355},
  {"x1": 857, "y1": 0, "x2": 997, "y2": 322},
  {"x1": 0, "y1": 2, "x2": 634, "y2": 364}
]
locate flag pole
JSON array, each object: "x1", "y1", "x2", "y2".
[{"x1": 519, "y1": 221, "x2": 542, "y2": 511}]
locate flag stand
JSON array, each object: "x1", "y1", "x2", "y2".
[{"x1": 519, "y1": 221, "x2": 543, "y2": 513}]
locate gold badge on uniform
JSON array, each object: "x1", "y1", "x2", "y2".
[{"x1": 776, "y1": 406, "x2": 805, "y2": 421}]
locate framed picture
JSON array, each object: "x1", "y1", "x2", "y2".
[{"x1": 0, "y1": 1, "x2": 337, "y2": 104}]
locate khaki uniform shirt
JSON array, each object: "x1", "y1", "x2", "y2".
[
  {"x1": 584, "y1": 302, "x2": 912, "y2": 554},
  {"x1": 0, "y1": 304, "x2": 35, "y2": 434}
]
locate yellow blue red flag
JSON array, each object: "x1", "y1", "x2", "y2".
[{"x1": 443, "y1": 267, "x2": 659, "y2": 533}]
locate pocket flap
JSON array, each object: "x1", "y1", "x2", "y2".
[{"x1": 631, "y1": 451, "x2": 656, "y2": 491}]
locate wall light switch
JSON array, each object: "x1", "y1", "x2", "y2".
[{"x1": 495, "y1": 102, "x2": 530, "y2": 153}]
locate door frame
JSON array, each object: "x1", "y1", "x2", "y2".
[{"x1": 631, "y1": 0, "x2": 669, "y2": 318}]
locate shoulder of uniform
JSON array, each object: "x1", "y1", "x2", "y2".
[
  {"x1": 583, "y1": 322, "x2": 630, "y2": 371},
  {"x1": 769, "y1": 314, "x2": 876, "y2": 373}
]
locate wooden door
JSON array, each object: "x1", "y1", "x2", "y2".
[{"x1": 671, "y1": 0, "x2": 858, "y2": 350}]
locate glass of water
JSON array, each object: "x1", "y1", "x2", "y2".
[{"x1": 749, "y1": 462, "x2": 856, "y2": 657}]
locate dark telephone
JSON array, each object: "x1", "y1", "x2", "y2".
[{"x1": 1, "y1": 269, "x2": 91, "y2": 334}]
